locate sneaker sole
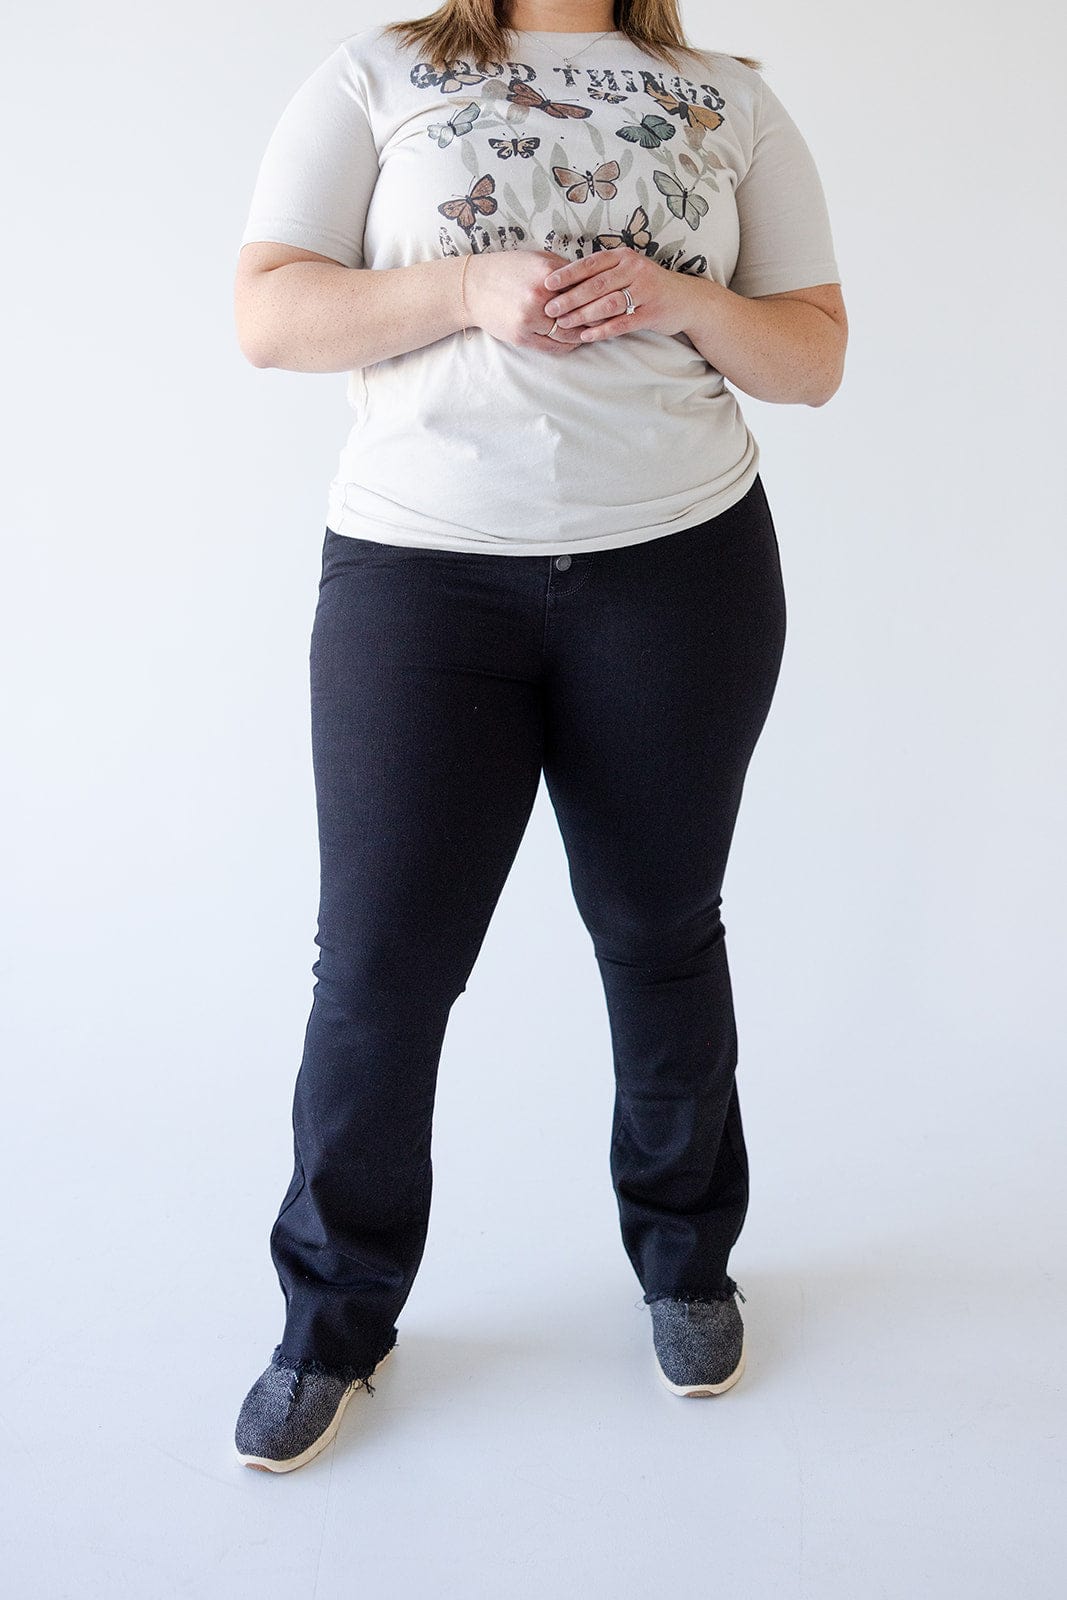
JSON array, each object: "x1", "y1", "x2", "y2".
[
  {"x1": 237, "y1": 1344, "x2": 395, "y2": 1473},
  {"x1": 653, "y1": 1332, "x2": 746, "y2": 1397}
]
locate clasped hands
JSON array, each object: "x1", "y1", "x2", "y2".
[{"x1": 540, "y1": 244, "x2": 692, "y2": 345}]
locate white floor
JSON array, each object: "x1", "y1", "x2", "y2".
[{"x1": 4, "y1": 1034, "x2": 1063, "y2": 1599}]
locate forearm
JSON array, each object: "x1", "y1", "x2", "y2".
[
  {"x1": 240, "y1": 256, "x2": 469, "y2": 372},
  {"x1": 678, "y1": 279, "x2": 845, "y2": 407}
]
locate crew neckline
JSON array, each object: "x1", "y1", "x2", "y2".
[{"x1": 508, "y1": 29, "x2": 625, "y2": 37}]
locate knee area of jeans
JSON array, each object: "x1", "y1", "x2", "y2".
[
  {"x1": 589, "y1": 910, "x2": 727, "y2": 975},
  {"x1": 312, "y1": 945, "x2": 467, "y2": 1013}
]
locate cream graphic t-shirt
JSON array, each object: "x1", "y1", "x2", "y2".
[{"x1": 239, "y1": 25, "x2": 841, "y2": 554}]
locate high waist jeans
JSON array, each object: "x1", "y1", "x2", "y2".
[{"x1": 269, "y1": 473, "x2": 788, "y2": 1381}]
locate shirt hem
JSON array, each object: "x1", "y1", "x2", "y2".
[{"x1": 324, "y1": 456, "x2": 762, "y2": 556}]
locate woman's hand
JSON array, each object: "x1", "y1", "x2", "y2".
[
  {"x1": 543, "y1": 245, "x2": 848, "y2": 401},
  {"x1": 541, "y1": 246, "x2": 694, "y2": 342},
  {"x1": 464, "y1": 250, "x2": 585, "y2": 353}
]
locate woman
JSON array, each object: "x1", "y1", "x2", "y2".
[{"x1": 232, "y1": 0, "x2": 846, "y2": 1473}]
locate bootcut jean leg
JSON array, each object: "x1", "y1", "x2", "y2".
[
  {"x1": 538, "y1": 476, "x2": 788, "y2": 1303},
  {"x1": 266, "y1": 474, "x2": 786, "y2": 1375},
  {"x1": 270, "y1": 530, "x2": 546, "y2": 1377}
]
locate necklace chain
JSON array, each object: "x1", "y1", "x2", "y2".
[{"x1": 522, "y1": 29, "x2": 618, "y2": 68}]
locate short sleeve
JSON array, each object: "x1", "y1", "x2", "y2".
[
  {"x1": 728, "y1": 74, "x2": 841, "y2": 298},
  {"x1": 239, "y1": 43, "x2": 379, "y2": 269}
]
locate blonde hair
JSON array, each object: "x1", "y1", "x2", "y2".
[{"x1": 369, "y1": 1, "x2": 763, "y2": 78}]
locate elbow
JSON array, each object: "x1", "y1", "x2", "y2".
[
  {"x1": 807, "y1": 381, "x2": 839, "y2": 408},
  {"x1": 234, "y1": 283, "x2": 276, "y2": 368},
  {"x1": 807, "y1": 350, "x2": 847, "y2": 407},
  {"x1": 236, "y1": 323, "x2": 277, "y2": 369},
  {"x1": 240, "y1": 342, "x2": 275, "y2": 370}
]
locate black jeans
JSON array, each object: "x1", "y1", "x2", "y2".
[{"x1": 269, "y1": 474, "x2": 788, "y2": 1380}]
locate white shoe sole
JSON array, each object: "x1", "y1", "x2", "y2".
[
  {"x1": 237, "y1": 1344, "x2": 395, "y2": 1473},
  {"x1": 654, "y1": 1331, "x2": 746, "y2": 1396}
]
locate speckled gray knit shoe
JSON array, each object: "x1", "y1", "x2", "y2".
[
  {"x1": 234, "y1": 1341, "x2": 396, "y2": 1473},
  {"x1": 647, "y1": 1285, "x2": 747, "y2": 1396}
]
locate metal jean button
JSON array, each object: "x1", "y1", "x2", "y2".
[{"x1": 554, "y1": 554, "x2": 572, "y2": 570}]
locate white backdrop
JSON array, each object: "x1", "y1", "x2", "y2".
[{"x1": 2, "y1": 1, "x2": 1063, "y2": 1595}]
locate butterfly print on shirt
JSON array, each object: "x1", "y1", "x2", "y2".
[
  {"x1": 411, "y1": 61, "x2": 492, "y2": 94},
  {"x1": 419, "y1": 55, "x2": 730, "y2": 270},
  {"x1": 552, "y1": 160, "x2": 621, "y2": 204},
  {"x1": 437, "y1": 173, "x2": 498, "y2": 232},
  {"x1": 592, "y1": 204, "x2": 653, "y2": 253},
  {"x1": 504, "y1": 79, "x2": 593, "y2": 120},
  {"x1": 642, "y1": 81, "x2": 725, "y2": 135},
  {"x1": 617, "y1": 114, "x2": 675, "y2": 149},
  {"x1": 654, "y1": 170, "x2": 709, "y2": 229},
  {"x1": 426, "y1": 101, "x2": 481, "y2": 146},
  {"x1": 488, "y1": 135, "x2": 541, "y2": 158}
]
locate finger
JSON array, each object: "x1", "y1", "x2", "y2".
[
  {"x1": 574, "y1": 312, "x2": 633, "y2": 342},
  {"x1": 544, "y1": 248, "x2": 628, "y2": 299},
  {"x1": 531, "y1": 327, "x2": 581, "y2": 351},
  {"x1": 542, "y1": 254, "x2": 604, "y2": 293},
  {"x1": 542, "y1": 259, "x2": 626, "y2": 308},
  {"x1": 555, "y1": 291, "x2": 633, "y2": 329},
  {"x1": 543, "y1": 273, "x2": 621, "y2": 319},
  {"x1": 541, "y1": 318, "x2": 584, "y2": 343}
]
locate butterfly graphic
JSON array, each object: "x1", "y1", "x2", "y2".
[
  {"x1": 592, "y1": 205, "x2": 654, "y2": 253},
  {"x1": 427, "y1": 102, "x2": 481, "y2": 147},
  {"x1": 437, "y1": 173, "x2": 498, "y2": 230},
  {"x1": 488, "y1": 135, "x2": 541, "y2": 158},
  {"x1": 505, "y1": 79, "x2": 593, "y2": 119},
  {"x1": 413, "y1": 61, "x2": 489, "y2": 94},
  {"x1": 653, "y1": 169, "x2": 709, "y2": 229},
  {"x1": 616, "y1": 113, "x2": 676, "y2": 149},
  {"x1": 552, "y1": 159, "x2": 621, "y2": 203},
  {"x1": 588, "y1": 86, "x2": 628, "y2": 103},
  {"x1": 666, "y1": 251, "x2": 709, "y2": 275},
  {"x1": 643, "y1": 82, "x2": 725, "y2": 135}
]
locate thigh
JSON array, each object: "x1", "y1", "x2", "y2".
[
  {"x1": 309, "y1": 529, "x2": 545, "y2": 993},
  {"x1": 540, "y1": 480, "x2": 787, "y2": 950}
]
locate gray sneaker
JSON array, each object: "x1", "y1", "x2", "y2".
[
  {"x1": 235, "y1": 1341, "x2": 396, "y2": 1473},
  {"x1": 648, "y1": 1286, "x2": 747, "y2": 1396}
]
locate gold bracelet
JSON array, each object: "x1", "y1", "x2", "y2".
[{"x1": 459, "y1": 253, "x2": 474, "y2": 342}]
